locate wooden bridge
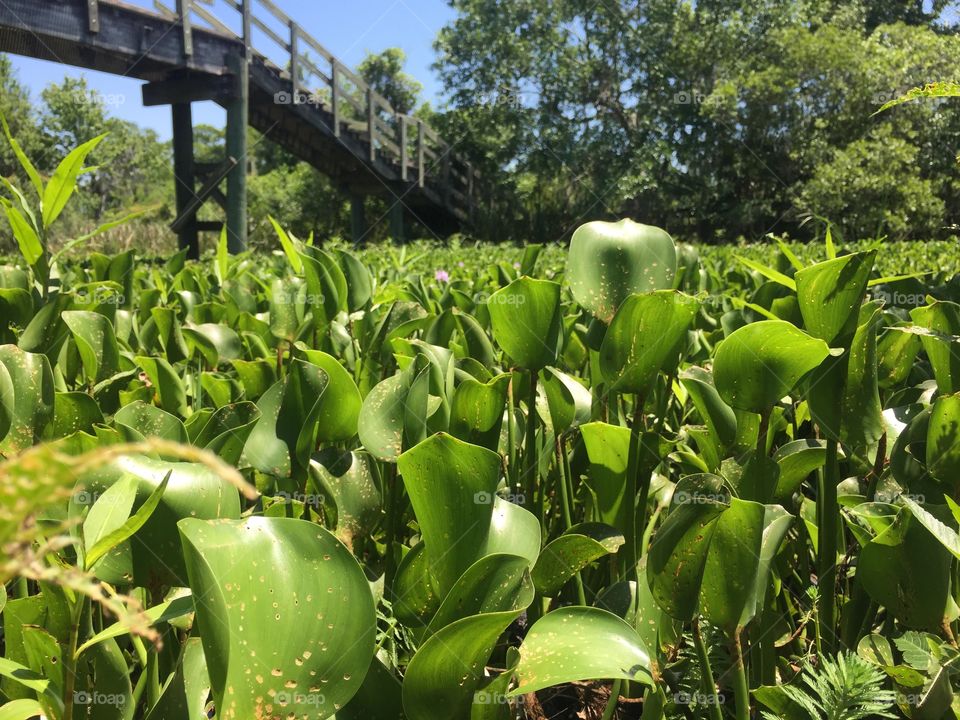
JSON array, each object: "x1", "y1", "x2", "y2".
[{"x1": 0, "y1": 0, "x2": 482, "y2": 254}]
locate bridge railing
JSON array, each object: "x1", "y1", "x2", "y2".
[{"x1": 144, "y1": 0, "x2": 480, "y2": 221}]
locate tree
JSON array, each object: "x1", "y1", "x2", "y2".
[
  {"x1": 359, "y1": 48, "x2": 423, "y2": 114},
  {"x1": 433, "y1": 0, "x2": 960, "y2": 242}
]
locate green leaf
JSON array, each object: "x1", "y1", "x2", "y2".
[
  {"x1": 568, "y1": 219, "x2": 677, "y2": 322},
  {"x1": 795, "y1": 251, "x2": 875, "y2": 344},
  {"x1": 397, "y1": 433, "x2": 501, "y2": 594},
  {"x1": 269, "y1": 215, "x2": 303, "y2": 273},
  {"x1": 600, "y1": 290, "x2": 698, "y2": 394},
  {"x1": 532, "y1": 523, "x2": 624, "y2": 596},
  {"x1": 487, "y1": 276, "x2": 562, "y2": 369},
  {"x1": 736, "y1": 255, "x2": 797, "y2": 291},
  {"x1": 0, "y1": 345, "x2": 54, "y2": 454},
  {"x1": 449, "y1": 373, "x2": 510, "y2": 449},
  {"x1": 42, "y1": 132, "x2": 107, "y2": 228},
  {"x1": 85, "y1": 470, "x2": 170, "y2": 569},
  {"x1": 713, "y1": 320, "x2": 834, "y2": 413},
  {"x1": 0, "y1": 699, "x2": 47, "y2": 720},
  {"x1": 135, "y1": 355, "x2": 188, "y2": 416},
  {"x1": 910, "y1": 300, "x2": 960, "y2": 395},
  {"x1": 62, "y1": 309, "x2": 121, "y2": 383},
  {"x1": 179, "y1": 517, "x2": 376, "y2": 720},
  {"x1": 1, "y1": 201, "x2": 42, "y2": 267},
  {"x1": 511, "y1": 607, "x2": 653, "y2": 695},
  {"x1": 926, "y1": 393, "x2": 960, "y2": 485},
  {"x1": 216, "y1": 224, "x2": 229, "y2": 284},
  {"x1": 295, "y1": 346, "x2": 363, "y2": 442},
  {"x1": 0, "y1": 112, "x2": 43, "y2": 198},
  {"x1": 77, "y1": 591, "x2": 195, "y2": 658}
]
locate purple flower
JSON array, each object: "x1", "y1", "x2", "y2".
[
  {"x1": 513, "y1": 262, "x2": 521, "y2": 269},
  {"x1": 457, "y1": 261, "x2": 465, "y2": 268},
  {"x1": 435, "y1": 269, "x2": 450, "y2": 282}
]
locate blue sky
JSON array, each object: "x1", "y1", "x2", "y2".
[{"x1": 10, "y1": 0, "x2": 454, "y2": 139}]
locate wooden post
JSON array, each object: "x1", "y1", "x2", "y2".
[
  {"x1": 389, "y1": 202, "x2": 405, "y2": 243},
  {"x1": 176, "y1": 0, "x2": 193, "y2": 57},
  {"x1": 240, "y1": 0, "x2": 251, "y2": 56},
  {"x1": 171, "y1": 102, "x2": 198, "y2": 259},
  {"x1": 289, "y1": 21, "x2": 300, "y2": 102},
  {"x1": 367, "y1": 88, "x2": 376, "y2": 163},
  {"x1": 417, "y1": 120, "x2": 425, "y2": 188},
  {"x1": 400, "y1": 116, "x2": 408, "y2": 181},
  {"x1": 86, "y1": 0, "x2": 100, "y2": 33},
  {"x1": 350, "y1": 192, "x2": 367, "y2": 245},
  {"x1": 225, "y1": 53, "x2": 248, "y2": 253},
  {"x1": 331, "y1": 61, "x2": 341, "y2": 137},
  {"x1": 441, "y1": 145, "x2": 452, "y2": 208}
]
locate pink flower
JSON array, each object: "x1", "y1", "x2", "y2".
[
  {"x1": 513, "y1": 262, "x2": 521, "y2": 269},
  {"x1": 435, "y1": 269, "x2": 450, "y2": 282}
]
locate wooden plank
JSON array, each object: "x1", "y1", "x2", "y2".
[
  {"x1": 87, "y1": 0, "x2": 100, "y2": 33},
  {"x1": 190, "y1": 2, "x2": 233, "y2": 37},
  {"x1": 176, "y1": 0, "x2": 193, "y2": 57},
  {"x1": 239, "y1": 0, "x2": 251, "y2": 56},
  {"x1": 153, "y1": 0, "x2": 176, "y2": 20},
  {"x1": 250, "y1": 15, "x2": 288, "y2": 52},
  {"x1": 225, "y1": 52, "x2": 248, "y2": 252},
  {"x1": 289, "y1": 21, "x2": 299, "y2": 99},
  {"x1": 196, "y1": 220, "x2": 224, "y2": 232},
  {"x1": 331, "y1": 61, "x2": 340, "y2": 137},
  {"x1": 255, "y1": 0, "x2": 291, "y2": 26},
  {"x1": 299, "y1": 32, "x2": 334, "y2": 65},
  {"x1": 300, "y1": 56, "x2": 330, "y2": 86},
  {"x1": 171, "y1": 102, "x2": 198, "y2": 257}
]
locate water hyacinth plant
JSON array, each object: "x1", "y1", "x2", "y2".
[{"x1": 1, "y1": 131, "x2": 958, "y2": 720}]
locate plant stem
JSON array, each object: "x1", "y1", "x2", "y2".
[
  {"x1": 693, "y1": 619, "x2": 724, "y2": 720},
  {"x1": 63, "y1": 594, "x2": 88, "y2": 720},
  {"x1": 525, "y1": 370, "x2": 539, "y2": 522},
  {"x1": 601, "y1": 680, "x2": 622, "y2": 720},
  {"x1": 556, "y1": 435, "x2": 586, "y2": 605},
  {"x1": 818, "y1": 437, "x2": 839, "y2": 655},
  {"x1": 623, "y1": 395, "x2": 645, "y2": 579},
  {"x1": 731, "y1": 629, "x2": 751, "y2": 720}
]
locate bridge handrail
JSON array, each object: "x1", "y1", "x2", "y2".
[{"x1": 138, "y1": 0, "x2": 480, "y2": 220}]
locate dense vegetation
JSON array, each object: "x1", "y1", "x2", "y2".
[
  {"x1": 1, "y1": 0, "x2": 958, "y2": 251},
  {"x1": 3, "y1": 123, "x2": 960, "y2": 720}
]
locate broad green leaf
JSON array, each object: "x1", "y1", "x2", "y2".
[
  {"x1": 42, "y1": 132, "x2": 107, "y2": 228},
  {"x1": 487, "y1": 276, "x2": 562, "y2": 369},
  {"x1": 772, "y1": 439, "x2": 827, "y2": 500},
  {"x1": 2, "y1": 202, "x2": 42, "y2": 266},
  {"x1": 579, "y1": 422, "x2": 632, "y2": 533},
  {"x1": 79, "y1": 454, "x2": 241, "y2": 586},
  {"x1": 403, "y1": 606, "x2": 528, "y2": 720},
  {"x1": 531, "y1": 523, "x2": 624, "y2": 596},
  {"x1": 910, "y1": 300, "x2": 960, "y2": 395},
  {"x1": 859, "y1": 506, "x2": 953, "y2": 630},
  {"x1": 568, "y1": 219, "x2": 677, "y2": 322},
  {"x1": 295, "y1": 346, "x2": 363, "y2": 441},
  {"x1": 713, "y1": 320, "x2": 834, "y2": 413},
  {"x1": 511, "y1": 607, "x2": 653, "y2": 695},
  {"x1": 135, "y1": 355, "x2": 188, "y2": 416},
  {"x1": 795, "y1": 251, "x2": 875, "y2": 344},
  {"x1": 0, "y1": 112, "x2": 43, "y2": 198},
  {"x1": 310, "y1": 448, "x2": 383, "y2": 544},
  {"x1": 600, "y1": 290, "x2": 698, "y2": 394},
  {"x1": 397, "y1": 433, "x2": 501, "y2": 594},
  {"x1": 541, "y1": 367, "x2": 591, "y2": 434},
  {"x1": 269, "y1": 215, "x2": 303, "y2": 273},
  {"x1": 427, "y1": 553, "x2": 533, "y2": 634},
  {"x1": 85, "y1": 470, "x2": 170, "y2": 569},
  {"x1": 449, "y1": 373, "x2": 509, "y2": 449},
  {"x1": 0, "y1": 699, "x2": 47, "y2": 720},
  {"x1": 926, "y1": 393, "x2": 960, "y2": 485},
  {"x1": 0, "y1": 345, "x2": 54, "y2": 454},
  {"x1": 179, "y1": 517, "x2": 376, "y2": 720},
  {"x1": 114, "y1": 400, "x2": 188, "y2": 443},
  {"x1": 46, "y1": 390, "x2": 103, "y2": 439},
  {"x1": 680, "y1": 366, "x2": 738, "y2": 449},
  {"x1": 77, "y1": 592, "x2": 195, "y2": 657}
]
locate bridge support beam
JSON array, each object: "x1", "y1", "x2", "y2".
[
  {"x1": 350, "y1": 193, "x2": 367, "y2": 245},
  {"x1": 388, "y1": 202, "x2": 405, "y2": 244},
  {"x1": 171, "y1": 102, "x2": 199, "y2": 260},
  {"x1": 225, "y1": 53, "x2": 248, "y2": 253}
]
